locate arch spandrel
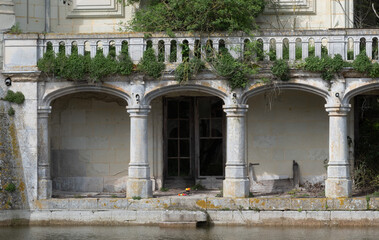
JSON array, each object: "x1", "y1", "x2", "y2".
[{"x1": 343, "y1": 79, "x2": 379, "y2": 105}]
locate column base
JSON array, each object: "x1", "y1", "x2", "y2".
[
  {"x1": 127, "y1": 179, "x2": 152, "y2": 198},
  {"x1": 325, "y1": 179, "x2": 352, "y2": 198},
  {"x1": 223, "y1": 179, "x2": 249, "y2": 198},
  {"x1": 38, "y1": 179, "x2": 52, "y2": 199}
]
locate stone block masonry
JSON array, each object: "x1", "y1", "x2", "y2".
[{"x1": 0, "y1": 197, "x2": 377, "y2": 226}]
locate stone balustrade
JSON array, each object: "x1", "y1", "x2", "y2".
[{"x1": 3, "y1": 29, "x2": 379, "y2": 73}]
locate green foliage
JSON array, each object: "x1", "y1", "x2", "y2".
[
  {"x1": 118, "y1": 48, "x2": 134, "y2": 76},
  {"x1": 271, "y1": 59, "x2": 289, "y2": 81},
  {"x1": 175, "y1": 58, "x2": 205, "y2": 83},
  {"x1": 37, "y1": 50, "x2": 56, "y2": 75},
  {"x1": 60, "y1": 51, "x2": 88, "y2": 81},
  {"x1": 370, "y1": 63, "x2": 379, "y2": 78},
  {"x1": 303, "y1": 54, "x2": 344, "y2": 82},
  {"x1": 127, "y1": 0, "x2": 266, "y2": 33},
  {"x1": 89, "y1": 50, "x2": 119, "y2": 82},
  {"x1": 138, "y1": 48, "x2": 165, "y2": 78},
  {"x1": 132, "y1": 196, "x2": 142, "y2": 200},
  {"x1": 5, "y1": 183, "x2": 16, "y2": 193},
  {"x1": 38, "y1": 45, "x2": 134, "y2": 82},
  {"x1": 9, "y1": 23, "x2": 22, "y2": 34},
  {"x1": 353, "y1": 52, "x2": 372, "y2": 73},
  {"x1": 211, "y1": 48, "x2": 256, "y2": 89},
  {"x1": 160, "y1": 187, "x2": 169, "y2": 192},
  {"x1": 243, "y1": 40, "x2": 264, "y2": 62},
  {"x1": 8, "y1": 107, "x2": 15, "y2": 116},
  {"x1": 4, "y1": 90, "x2": 25, "y2": 104}
]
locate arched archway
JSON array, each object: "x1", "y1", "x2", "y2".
[
  {"x1": 343, "y1": 84, "x2": 379, "y2": 194},
  {"x1": 48, "y1": 91, "x2": 130, "y2": 195},
  {"x1": 245, "y1": 89, "x2": 328, "y2": 195},
  {"x1": 145, "y1": 85, "x2": 228, "y2": 190}
]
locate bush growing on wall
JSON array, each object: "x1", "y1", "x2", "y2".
[
  {"x1": 4, "y1": 90, "x2": 25, "y2": 104},
  {"x1": 124, "y1": 0, "x2": 266, "y2": 33}
]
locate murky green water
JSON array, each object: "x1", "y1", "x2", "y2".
[{"x1": 0, "y1": 226, "x2": 378, "y2": 240}]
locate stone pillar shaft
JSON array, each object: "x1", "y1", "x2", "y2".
[
  {"x1": 126, "y1": 106, "x2": 152, "y2": 198},
  {"x1": 37, "y1": 106, "x2": 52, "y2": 199},
  {"x1": 223, "y1": 104, "x2": 249, "y2": 198},
  {"x1": 325, "y1": 106, "x2": 352, "y2": 198}
]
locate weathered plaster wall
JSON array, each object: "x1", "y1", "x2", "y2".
[
  {"x1": 50, "y1": 92, "x2": 130, "y2": 193},
  {"x1": 14, "y1": 0, "x2": 136, "y2": 33},
  {"x1": 256, "y1": 0, "x2": 354, "y2": 30},
  {"x1": 12, "y1": 0, "x2": 354, "y2": 33},
  {"x1": 246, "y1": 90, "x2": 329, "y2": 192}
]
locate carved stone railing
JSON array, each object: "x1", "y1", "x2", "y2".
[{"x1": 3, "y1": 29, "x2": 379, "y2": 73}]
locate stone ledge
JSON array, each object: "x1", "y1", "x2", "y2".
[
  {"x1": 33, "y1": 197, "x2": 379, "y2": 211},
  {"x1": 0, "y1": 209, "x2": 378, "y2": 226}
]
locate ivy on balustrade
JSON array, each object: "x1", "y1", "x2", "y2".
[{"x1": 37, "y1": 39, "x2": 379, "y2": 88}]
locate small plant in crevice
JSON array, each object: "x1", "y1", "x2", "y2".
[
  {"x1": 192, "y1": 182, "x2": 206, "y2": 191},
  {"x1": 271, "y1": 59, "x2": 290, "y2": 81},
  {"x1": 4, "y1": 90, "x2": 25, "y2": 104},
  {"x1": 9, "y1": 23, "x2": 22, "y2": 34},
  {"x1": 160, "y1": 187, "x2": 169, "y2": 192},
  {"x1": 5, "y1": 183, "x2": 16, "y2": 193},
  {"x1": 132, "y1": 196, "x2": 142, "y2": 200},
  {"x1": 138, "y1": 48, "x2": 165, "y2": 79},
  {"x1": 8, "y1": 107, "x2": 15, "y2": 116},
  {"x1": 175, "y1": 58, "x2": 205, "y2": 83},
  {"x1": 215, "y1": 190, "x2": 223, "y2": 197}
]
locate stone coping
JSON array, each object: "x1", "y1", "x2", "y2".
[
  {"x1": 33, "y1": 197, "x2": 379, "y2": 211},
  {"x1": 5, "y1": 28, "x2": 379, "y2": 39},
  {"x1": 1, "y1": 209, "x2": 378, "y2": 227}
]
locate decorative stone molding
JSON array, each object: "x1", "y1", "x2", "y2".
[
  {"x1": 265, "y1": 0, "x2": 316, "y2": 15},
  {"x1": 66, "y1": 0, "x2": 124, "y2": 18}
]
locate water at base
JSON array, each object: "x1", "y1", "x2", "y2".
[{"x1": 0, "y1": 226, "x2": 378, "y2": 240}]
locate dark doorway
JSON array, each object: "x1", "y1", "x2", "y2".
[
  {"x1": 354, "y1": 95, "x2": 379, "y2": 193},
  {"x1": 163, "y1": 97, "x2": 225, "y2": 188}
]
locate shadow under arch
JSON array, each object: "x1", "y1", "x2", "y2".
[
  {"x1": 144, "y1": 84, "x2": 229, "y2": 105},
  {"x1": 240, "y1": 82, "x2": 329, "y2": 104},
  {"x1": 41, "y1": 84, "x2": 132, "y2": 107},
  {"x1": 343, "y1": 82, "x2": 379, "y2": 105}
]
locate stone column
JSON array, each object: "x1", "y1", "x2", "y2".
[
  {"x1": 325, "y1": 105, "x2": 352, "y2": 198},
  {"x1": 223, "y1": 104, "x2": 249, "y2": 198},
  {"x1": 37, "y1": 106, "x2": 52, "y2": 199},
  {"x1": 126, "y1": 106, "x2": 152, "y2": 198}
]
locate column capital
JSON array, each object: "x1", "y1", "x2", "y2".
[
  {"x1": 325, "y1": 104, "x2": 351, "y2": 116},
  {"x1": 37, "y1": 106, "x2": 52, "y2": 117},
  {"x1": 127, "y1": 105, "x2": 151, "y2": 117},
  {"x1": 223, "y1": 104, "x2": 248, "y2": 117}
]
